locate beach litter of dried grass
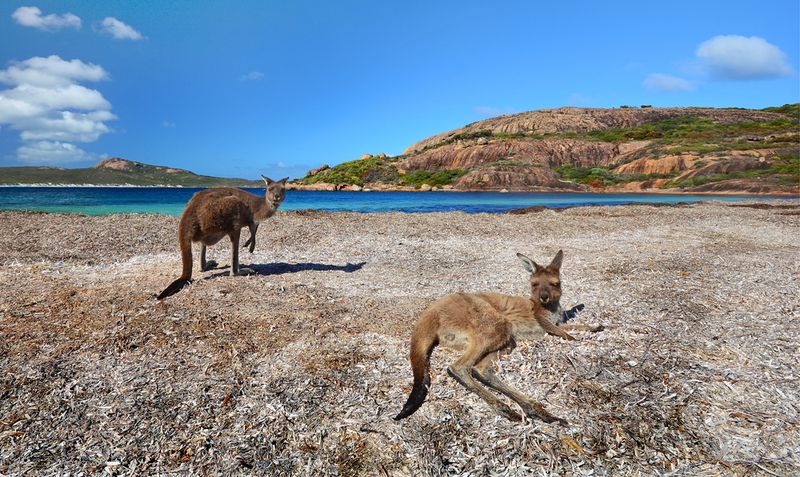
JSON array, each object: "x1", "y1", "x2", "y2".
[{"x1": 0, "y1": 200, "x2": 798, "y2": 476}]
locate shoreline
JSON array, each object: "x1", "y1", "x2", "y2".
[
  {"x1": 2, "y1": 197, "x2": 798, "y2": 218},
  {"x1": 1, "y1": 183, "x2": 797, "y2": 197}
]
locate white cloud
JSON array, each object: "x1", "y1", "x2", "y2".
[
  {"x1": 17, "y1": 141, "x2": 96, "y2": 164},
  {"x1": 240, "y1": 71, "x2": 265, "y2": 81},
  {"x1": 643, "y1": 73, "x2": 695, "y2": 92},
  {"x1": 19, "y1": 110, "x2": 115, "y2": 142},
  {"x1": 0, "y1": 56, "x2": 115, "y2": 164},
  {"x1": 12, "y1": 6, "x2": 81, "y2": 31},
  {"x1": 0, "y1": 55, "x2": 108, "y2": 87},
  {"x1": 696, "y1": 35, "x2": 793, "y2": 80},
  {"x1": 96, "y1": 17, "x2": 143, "y2": 40},
  {"x1": 162, "y1": 120, "x2": 176, "y2": 128}
]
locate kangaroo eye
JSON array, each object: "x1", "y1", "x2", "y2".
[{"x1": 552, "y1": 282, "x2": 561, "y2": 287}]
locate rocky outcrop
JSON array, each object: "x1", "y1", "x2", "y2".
[
  {"x1": 403, "y1": 139, "x2": 625, "y2": 172},
  {"x1": 94, "y1": 157, "x2": 134, "y2": 170},
  {"x1": 679, "y1": 155, "x2": 769, "y2": 179},
  {"x1": 94, "y1": 157, "x2": 189, "y2": 174},
  {"x1": 614, "y1": 155, "x2": 696, "y2": 175},
  {"x1": 306, "y1": 164, "x2": 330, "y2": 176},
  {"x1": 295, "y1": 105, "x2": 797, "y2": 194},
  {"x1": 404, "y1": 107, "x2": 784, "y2": 154},
  {"x1": 686, "y1": 178, "x2": 796, "y2": 195},
  {"x1": 287, "y1": 182, "x2": 337, "y2": 191},
  {"x1": 454, "y1": 166, "x2": 585, "y2": 191}
]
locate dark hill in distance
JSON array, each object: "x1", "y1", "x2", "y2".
[
  {"x1": 296, "y1": 104, "x2": 799, "y2": 195},
  {"x1": 0, "y1": 158, "x2": 262, "y2": 187}
]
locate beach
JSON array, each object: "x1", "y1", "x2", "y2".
[{"x1": 1, "y1": 201, "x2": 799, "y2": 475}]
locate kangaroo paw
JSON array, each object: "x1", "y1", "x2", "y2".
[
  {"x1": 201, "y1": 260, "x2": 218, "y2": 271},
  {"x1": 522, "y1": 401, "x2": 568, "y2": 424}
]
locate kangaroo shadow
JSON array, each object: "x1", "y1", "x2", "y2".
[{"x1": 204, "y1": 261, "x2": 366, "y2": 280}]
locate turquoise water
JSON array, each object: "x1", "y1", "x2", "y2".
[{"x1": 0, "y1": 187, "x2": 792, "y2": 215}]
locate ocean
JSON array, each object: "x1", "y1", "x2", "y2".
[{"x1": 0, "y1": 187, "x2": 792, "y2": 215}]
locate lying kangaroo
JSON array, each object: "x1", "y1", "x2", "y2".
[
  {"x1": 394, "y1": 250, "x2": 602, "y2": 423},
  {"x1": 156, "y1": 176, "x2": 288, "y2": 300}
]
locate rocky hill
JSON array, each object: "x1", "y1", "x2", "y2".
[
  {"x1": 297, "y1": 104, "x2": 799, "y2": 194},
  {"x1": 0, "y1": 158, "x2": 263, "y2": 187}
]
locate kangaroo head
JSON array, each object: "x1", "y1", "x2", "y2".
[
  {"x1": 516, "y1": 250, "x2": 563, "y2": 311},
  {"x1": 262, "y1": 175, "x2": 289, "y2": 207}
]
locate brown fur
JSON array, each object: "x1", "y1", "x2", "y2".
[
  {"x1": 156, "y1": 176, "x2": 287, "y2": 299},
  {"x1": 394, "y1": 250, "x2": 603, "y2": 423}
]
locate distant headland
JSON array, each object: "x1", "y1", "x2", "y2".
[{"x1": 0, "y1": 157, "x2": 262, "y2": 188}]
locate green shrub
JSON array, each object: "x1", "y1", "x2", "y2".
[
  {"x1": 554, "y1": 165, "x2": 676, "y2": 185},
  {"x1": 767, "y1": 151, "x2": 800, "y2": 178},
  {"x1": 587, "y1": 113, "x2": 798, "y2": 148},
  {"x1": 762, "y1": 103, "x2": 800, "y2": 120},
  {"x1": 299, "y1": 155, "x2": 400, "y2": 186},
  {"x1": 399, "y1": 169, "x2": 467, "y2": 186},
  {"x1": 451, "y1": 130, "x2": 493, "y2": 141},
  {"x1": 493, "y1": 132, "x2": 528, "y2": 140}
]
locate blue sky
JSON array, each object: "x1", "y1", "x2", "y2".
[{"x1": 1, "y1": 1, "x2": 798, "y2": 179}]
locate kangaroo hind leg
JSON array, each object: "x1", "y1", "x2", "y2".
[
  {"x1": 230, "y1": 229, "x2": 254, "y2": 276},
  {"x1": 447, "y1": 328, "x2": 522, "y2": 422},
  {"x1": 472, "y1": 353, "x2": 567, "y2": 424}
]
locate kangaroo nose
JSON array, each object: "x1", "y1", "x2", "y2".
[{"x1": 539, "y1": 293, "x2": 550, "y2": 304}]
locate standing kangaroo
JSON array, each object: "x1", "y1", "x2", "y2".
[
  {"x1": 394, "y1": 250, "x2": 602, "y2": 423},
  {"x1": 156, "y1": 176, "x2": 288, "y2": 300}
]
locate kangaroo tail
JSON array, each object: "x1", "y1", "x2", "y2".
[
  {"x1": 157, "y1": 231, "x2": 193, "y2": 300},
  {"x1": 156, "y1": 278, "x2": 192, "y2": 300},
  {"x1": 394, "y1": 323, "x2": 438, "y2": 421}
]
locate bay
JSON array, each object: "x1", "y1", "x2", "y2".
[{"x1": 0, "y1": 187, "x2": 792, "y2": 215}]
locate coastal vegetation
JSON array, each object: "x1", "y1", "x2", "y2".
[
  {"x1": 554, "y1": 165, "x2": 676, "y2": 186},
  {"x1": 399, "y1": 168, "x2": 467, "y2": 186},
  {"x1": 299, "y1": 155, "x2": 467, "y2": 187},
  {"x1": 298, "y1": 155, "x2": 401, "y2": 186}
]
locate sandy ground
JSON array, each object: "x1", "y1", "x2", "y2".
[{"x1": 1, "y1": 201, "x2": 799, "y2": 476}]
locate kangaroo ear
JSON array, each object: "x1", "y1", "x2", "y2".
[
  {"x1": 516, "y1": 253, "x2": 541, "y2": 274},
  {"x1": 279, "y1": 177, "x2": 289, "y2": 184},
  {"x1": 261, "y1": 175, "x2": 273, "y2": 185},
  {"x1": 549, "y1": 250, "x2": 564, "y2": 270}
]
